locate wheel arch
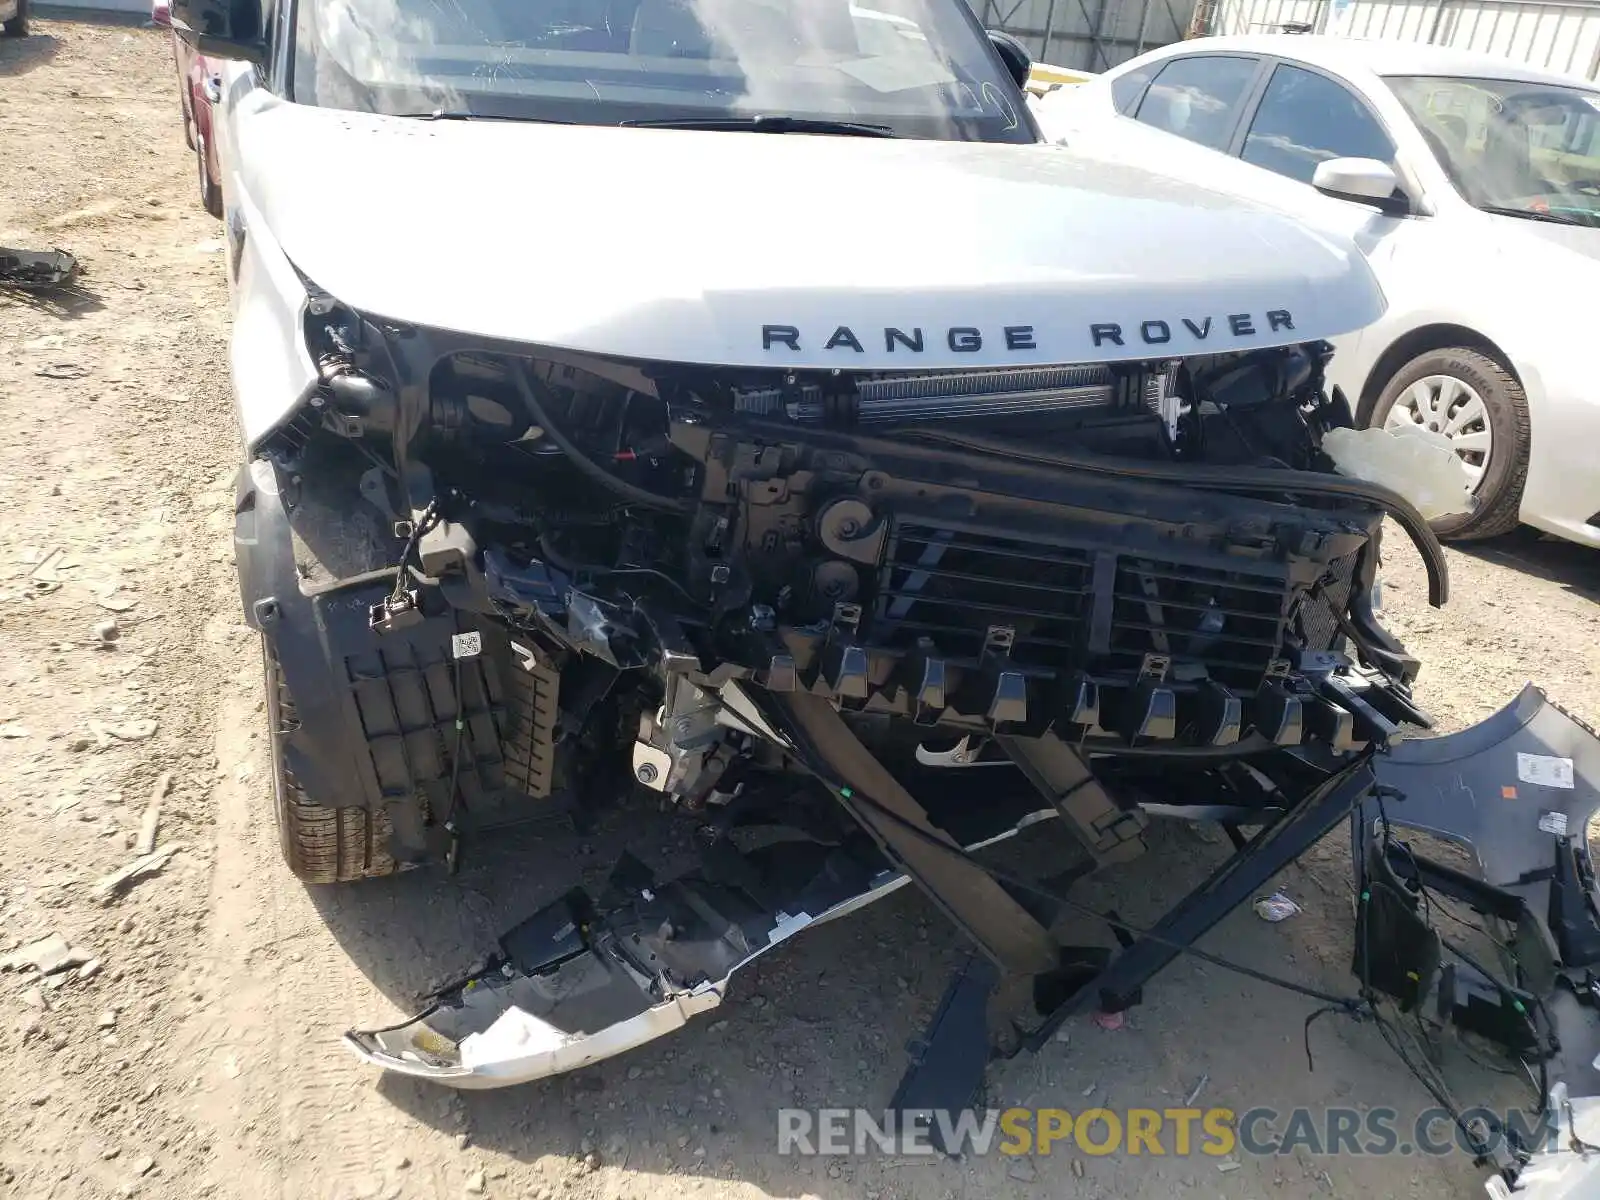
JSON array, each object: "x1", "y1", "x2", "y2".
[{"x1": 1356, "y1": 323, "x2": 1524, "y2": 427}]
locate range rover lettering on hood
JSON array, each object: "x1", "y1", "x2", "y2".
[{"x1": 761, "y1": 311, "x2": 1296, "y2": 355}]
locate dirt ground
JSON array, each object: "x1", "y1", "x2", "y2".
[{"x1": 4, "y1": 19, "x2": 1600, "y2": 1200}]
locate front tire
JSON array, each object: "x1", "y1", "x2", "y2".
[
  {"x1": 2, "y1": 0, "x2": 29, "y2": 37},
  {"x1": 264, "y1": 638, "x2": 396, "y2": 884},
  {"x1": 1370, "y1": 347, "x2": 1530, "y2": 540}
]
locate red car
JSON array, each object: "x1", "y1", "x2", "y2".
[{"x1": 152, "y1": 0, "x2": 222, "y2": 217}]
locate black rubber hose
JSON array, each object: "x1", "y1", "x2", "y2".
[
  {"x1": 510, "y1": 360, "x2": 689, "y2": 514},
  {"x1": 897, "y1": 427, "x2": 1450, "y2": 608}
]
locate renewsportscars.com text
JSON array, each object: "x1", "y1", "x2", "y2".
[{"x1": 777, "y1": 1106, "x2": 1555, "y2": 1158}]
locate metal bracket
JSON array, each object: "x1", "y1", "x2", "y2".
[
  {"x1": 1123, "y1": 654, "x2": 1177, "y2": 742},
  {"x1": 979, "y1": 625, "x2": 1028, "y2": 728},
  {"x1": 1138, "y1": 652, "x2": 1171, "y2": 681},
  {"x1": 817, "y1": 497, "x2": 888, "y2": 565},
  {"x1": 1025, "y1": 757, "x2": 1376, "y2": 1047},
  {"x1": 829, "y1": 601, "x2": 862, "y2": 635},
  {"x1": 818, "y1": 602, "x2": 869, "y2": 704},
  {"x1": 633, "y1": 741, "x2": 671, "y2": 790}
]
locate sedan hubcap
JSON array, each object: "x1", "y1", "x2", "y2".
[{"x1": 1384, "y1": 373, "x2": 1492, "y2": 488}]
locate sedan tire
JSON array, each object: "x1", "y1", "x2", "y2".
[{"x1": 1370, "y1": 347, "x2": 1530, "y2": 540}]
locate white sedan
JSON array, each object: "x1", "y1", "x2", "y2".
[{"x1": 1033, "y1": 34, "x2": 1600, "y2": 548}]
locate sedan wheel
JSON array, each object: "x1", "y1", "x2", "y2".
[
  {"x1": 1370, "y1": 347, "x2": 1530, "y2": 541},
  {"x1": 1382, "y1": 373, "x2": 1493, "y2": 488}
]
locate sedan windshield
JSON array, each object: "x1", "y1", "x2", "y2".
[
  {"x1": 290, "y1": 0, "x2": 1033, "y2": 142},
  {"x1": 1388, "y1": 73, "x2": 1600, "y2": 226}
]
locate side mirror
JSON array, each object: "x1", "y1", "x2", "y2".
[
  {"x1": 1312, "y1": 157, "x2": 1409, "y2": 215},
  {"x1": 170, "y1": 0, "x2": 266, "y2": 63},
  {"x1": 987, "y1": 29, "x2": 1031, "y2": 92}
]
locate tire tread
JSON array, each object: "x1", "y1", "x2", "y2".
[{"x1": 265, "y1": 640, "x2": 395, "y2": 885}]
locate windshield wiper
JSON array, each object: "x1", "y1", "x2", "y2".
[
  {"x1": 619, "y1": 114, "x2": 896, "y2": 137},
  {"x1": 1478, "y1": 204, "x2": 1590, "y2": 227}
]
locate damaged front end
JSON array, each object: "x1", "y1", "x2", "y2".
[{"x1": 239, "y1": 291, "x2": 1480, "y2": 1101}]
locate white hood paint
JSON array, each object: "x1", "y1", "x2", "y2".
[{"x1": 236, "y1": 99, "x2": 1386, "y2": 369}]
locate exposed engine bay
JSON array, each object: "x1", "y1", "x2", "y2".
[
  {"x1": 250, "y1": 295, "x2": 1442, "y2": 865},
  {"x1": 233, "y1": 298, "x2": 1600, "y2": 1196}
]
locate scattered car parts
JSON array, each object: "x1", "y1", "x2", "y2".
[
  {"x1": 0, "y1": 246, "x2": 77, "y2": 290},
  {"x1": 1362, "y1": 687, "x2": 1600, "y2": 1197}
]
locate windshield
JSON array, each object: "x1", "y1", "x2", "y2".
[
  {"x1": 290, "y1": 0, "x2": 1033, "y2": 142},
  {"x1": 1388, "y1": 73, "x2": 1600, "y2": 226}
]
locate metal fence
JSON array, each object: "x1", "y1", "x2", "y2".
[
  {"x1": 1200, "y1": 0, "x2": 1600, "y2": 81},
  {"x1": 974, "y1": 0, "x2": 1189, "y2": 70}
]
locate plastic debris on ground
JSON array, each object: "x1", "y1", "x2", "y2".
[
  {"x1": 0, "y1": 933, "x2": 93, "y2": 975},
  {"x1": 0, "y1": 246, "x2": 79, "y2": 290},
  {"x1": 92, "y1": 844, "x2": 182, "y2": 903},
  {"x1": 1253, "y1": 891, "x2": 1301, "y2": 922}
]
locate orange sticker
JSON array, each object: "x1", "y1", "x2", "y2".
[{"x1": 1502, "y1": 786, "x2": 1518, "y2": 800}]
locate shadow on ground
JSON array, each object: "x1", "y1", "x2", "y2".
[
  {"x1": 0, "y1": 279, "x2": 107, "y2": 320},
  {"x1": 1457, "y1": 529, "x2": 1599, "y2": 606},
  {"x1": 33, "y1": 4, "x2": 152, "y2": 27},
  {"x1": 0, "y1": 31, "x2": 60, "y2": 75}
]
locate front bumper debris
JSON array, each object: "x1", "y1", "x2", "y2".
[
  {"x1": 349, "y1": 674, "x2": 1600, "y2": 1200},
  {"x1": 1359, "y1": 686, "x2": 1600, "y2": 1196},
  {"x1": 345, "y1": 712, "x2": 1060, "y2": 1087},
  {"x1": 0, "y1": 245, "x2": 78, "y2": 290},
  {"x1": 342, "y1": 667, "x2": 1384, "y2": 1097}
]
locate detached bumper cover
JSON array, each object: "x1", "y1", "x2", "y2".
[
  {"x1": 1365, "y1": 685, "x2": 1600, "y2": 1197},
  {"x1": 345, "y1": 961, "x2": 731, "y2": 1089},
  {"x1": 345, "y1": 797, "x2": 1053, "y2": 1088},
  {"x1": 1371, "y1": 683, "x2": 1600, "y2": 944}
]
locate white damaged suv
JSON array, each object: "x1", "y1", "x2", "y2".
[{"x1": 170, "y1": 0, "x2": 1460, "y2": 1101}]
